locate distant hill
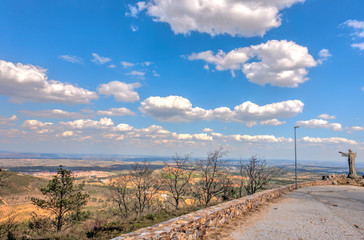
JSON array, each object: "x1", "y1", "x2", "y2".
[{"x1": 0, "y1": 172, "x2": 46, "y2": 197}]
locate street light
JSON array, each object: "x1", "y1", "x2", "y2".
[{"x1": 294, "y1": 125, "x2": 299, "y2": 190}]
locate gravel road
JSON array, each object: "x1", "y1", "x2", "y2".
[{"x1": 206, "y1": 185, "x2": 364, "y2": 240}]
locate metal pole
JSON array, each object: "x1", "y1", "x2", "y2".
[{"x1": 294, "y1": 126, "x2": 299, "y2": 189}]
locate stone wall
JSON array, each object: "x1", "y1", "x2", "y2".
[{"x1": 112, "y1": 180, "x2": 332, "y2": 240}]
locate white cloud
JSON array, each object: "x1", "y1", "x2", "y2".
[
  {"x1": 62, "y1": 131, "x2": 74, "y2": 137},
  {"x1": 141, "y1": 0, "x2": 304, "y2": 37},
  {"x1": 114, "y1": 123, "x2": 134, "y2": 132},
  {"x1": 230, "y1": 134, "x2": 289, "y2": 143},
  {"x1": 126, "y1": 2, "x2": 147, "y2": 17},
  {"x1": 245, "y1": 121, "x2": 257, "y2": 127},
  {"x1": 189, "y1": 40, "x2": 317, "y2": 87},
  {"x1": 126, "y1": 70, "x2": 145, "y2": 77},
  {"x1": 22, "y1": 120, "x2": 53, "y2": 130},
  {"x1": 21, "y1": 109, "x2": 89, "y2": 119},
  {"x1": 91, "y1": 53, "x2": 111, "y2": 64},
  {"x1": 60, "y1": 118, "x2": 114, "y2": 129},
  {"x1": 232, "y1": 100, "x2": 304, "y2": 121},
  {"x1": 152, "y1": 70, "x2": 160, "y2": 77},
  {"x1": 0, "y1": 115, "x2": 17, "y2": 125},
  {"x1": 96, "y1": 108, "x2": 136, "y2": 117},
  {"x1": 301, "y1": 136, "x2": 357, "y2": 145},
  {"x1": 139, "y1": 95, "x2": 212, "y2": 122},
  {"x1": 318, "y1": 114, "x2": 336, "y2": 120},
  {"x1": 58, "y1": 55, "x2": 83, "y2": 64},
  {"x1": 97, "y1": 81, "x2": 140, "y2": 102},
  {"x1": 317, "y1": 49, "x2": 332, "y2": 64},
  {"x1": 139, "y1": 95, "x2": 303, "y2": 123},
  {"x1": 347, "y1": 126, "x2": 364, "y2": 133},
  {"x1": 121, "y1": 61, "x2": 135, "y2": 68},
  {"x1": 108, "y1": 64, "x2": 116, "y2": 68},
  {"x1": 131, "y1": 25, "x2": 139, "y2": 32},
  {"x1": 344, "y1": 20, "x2": 364, "y2": 51},
  {"x1": 344, "y1": 20, "x2": 364, "y2": 38},
  {"x1": 351, "y1": 43, "x2": 364, "y2": 50},
  {"x1": 260, "y1": 119, "x2": 286, "y2": 126},
  {"x1": 0, "y1": 59, "x2": 98, "y2": 104},
  {"x1": 202, "y1": 128, "x2": 214, "y2": 132},
  {"x1": 296, "y1": 119, "x2": 343, "y2": 131}
]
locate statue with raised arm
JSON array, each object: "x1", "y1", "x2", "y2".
[{"x1": 339, "y1": 149, "x2": 359, "y2": 179}]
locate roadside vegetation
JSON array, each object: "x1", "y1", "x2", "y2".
[{"x1": 0, "y1": 149, "x2": 287, "y2": 239}]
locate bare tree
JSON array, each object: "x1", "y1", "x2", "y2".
[
  {"x1": 109, "y1": 162, "x2": 162, "y2": 218},
  {"x1": 195, "y1": 148, "x2": 229, "y2": 205},
  {"x1": 162, "y1": 154, "x2": 194, "y2": 209},
  {"x1": 129, "y1": 162, "x2": 162, "y2": 216},
  {"x1": 238, "y1": 156, "x2": 280, "y2": 195},
  {"x1": 109, "y1": 174, "x2": 133, "y2": 218}
]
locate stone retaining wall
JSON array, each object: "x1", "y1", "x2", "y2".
[{"x1": 113, "y1": 180, "x2": 332, "y2": 240}]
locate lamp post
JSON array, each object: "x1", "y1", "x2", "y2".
[{"x1": 294, "y1": 126, "x2": 299, "y2": 190}]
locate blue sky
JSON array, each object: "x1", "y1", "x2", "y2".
[{"x1": 0, "y1": 0, "x2": 363, "y2": 161}]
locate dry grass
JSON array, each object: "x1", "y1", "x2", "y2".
[{"x1": 0, "y1": 204, "x2": 50, "y2": 223}]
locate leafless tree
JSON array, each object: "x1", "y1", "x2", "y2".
[
  {"x1": 162, "y1": 154, "x2": 194, "y2": 209},
  {"x1": 109, "y1": 162, "x2": 162, "y2": 218},
  {"x1": 109, "y1": 174, "x2": 133, "y2": 218},
  {"x1": 238, "y1": 155, "x2": 281, "y2": 195},
  {"x1": 194, "y1": 147, "x2": 229, "y2": 205}
]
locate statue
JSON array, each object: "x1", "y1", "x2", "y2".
[{"x1": 339, "y1": 149, "x2": 359, "y2": 179}]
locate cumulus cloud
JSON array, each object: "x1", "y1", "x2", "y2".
[
  {"x1": 139, "y1": 96, "x2": 212, "y2": 122},
  {"x1": 318, "y1": 114, "x2": 336, "y2": 120},
  {"x1": 96, "y1": 108, "x2": 136, "y2": 117},
  {"x1": 91, "y1": 53, "x2": 111, "y2": 64},
  {"x1": 60, "y1": 118, "x2": 114, "y2": 129},
  {"x1": 0, "y1": 59, "x2": 98, "y2": 104},
  {"x1": 22, "y1": 120, "x2": 53, "y2": 130},
  {"x1": 0, "y1": 115, "x2": 17, "y2": 125},
  {"x1": 97, "y1": 81, "x2": 140, "y2": 102},
  {"x1": 296, "y1": 119, "x2": 343, "y2": 131},
  {"x1": 11, "y1": 117, "x2": 362, "y2": 153},
  {"x1": 21, "y1": 109, "x2": 89, "y2": 119},
  {"x1": 137, "y1": 0, "x2": 304, "y2": 37},
  {"x1": 301, "y1": 136, "x2": 357, "y2": 145},
  {"x1": 189, "y1": 40, "x2": 317, "y2": 87},
  {"x1": 62, "y1": 131, "x2": 74, "y2": 137},
  {"x1": 202, "y1": 128, "x2": 214, "y2": 132},
  {"x1": 347, "y1": 126, "x2": 364, "y2": 133},
  {"x1": 260, "y1": 119, "x2": 286, "y2": 126},
  {"x1": 139, "y1": 95, "x2": 303, "y2": 123},
  {"x1": 58, "y1": 55, "x2": 83, "y2": 64},
  {"x1": 114, "y1": 123, "x2": 134, "y2": 132}
]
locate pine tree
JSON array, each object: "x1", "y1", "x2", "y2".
[{"x1": 31, "y1": 166, "x2": 89, "y2": 232}]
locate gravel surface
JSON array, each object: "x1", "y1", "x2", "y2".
[{"x1": 207, "y1": 185, "x2": 364, "y2": 240}]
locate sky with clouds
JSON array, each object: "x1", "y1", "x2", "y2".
[{"x1": 0, "y1": 0, "x2": 363, "y2": 161}]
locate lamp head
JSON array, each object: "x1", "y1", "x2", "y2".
[{"x1": 294, "y1": 125, "x2": 300, "y2": 129}]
